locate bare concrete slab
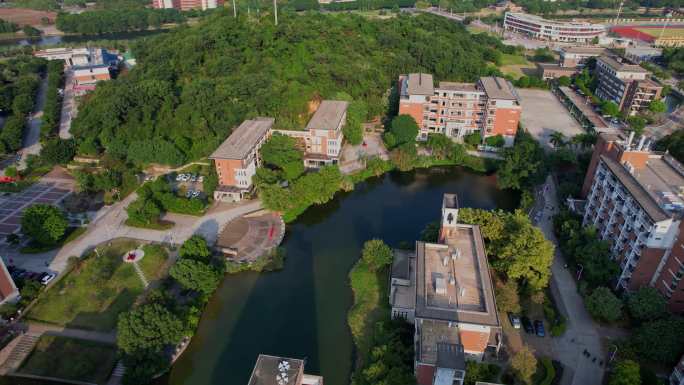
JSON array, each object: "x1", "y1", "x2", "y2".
[{"x1": 517, "y1": 89, "x2": 584, "y2": 150}]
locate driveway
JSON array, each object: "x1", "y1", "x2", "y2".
[
  {"x1": 339, "y1": 132, "x2": 389, "y2": 174},
  {"x1": 533, "y1": 176, "x2": 605, "y2": 385},
  {"x1": 18, "y1": 75, "x2": 48, "y2": 170}
]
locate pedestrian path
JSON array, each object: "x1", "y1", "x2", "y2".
[
  {"x1": 0, "y1": 333, "x2": 39, "y2": 374},
  {"x1": 132, "y1": 261, "x2": 149, "y2": 288}
]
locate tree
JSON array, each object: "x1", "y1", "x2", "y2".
[
  {"x1": 426, "y1": 133, "x2": 453, "y2": 159},
  {"x1": 549, "y1": 131, "x2": 565, "y2": 148},
  {"x1": 419, "y1": 221, "x2": 440, "y2": 243},
  {"x1": 497, "y1": 132, "x2": 545, "y2": 190},
  {"x1": 585, "y1": 287, "x2": 623, "y2": 323},
  {"x1": 464, "y1": 132, "x2": 481, "y2": 147},
  {"x1": 260, "y1": 133, "x2": 302, "y2": 170},
  {"x1": 633, "y1": 316, "x2": 684, "y2": 364},
  {"x1": 389, "y1": 115, "x2": 418, "y2": 146},
  {"x1": 169, "y1": 259, "x2": 221, "y2": 295},
  {"x1": 495, "y1": 279, "x2": 521, "y2": 314},
  {"x1": 41, "y1": 138, "x2": 76, "y2": 165},
  {"x1": 361, "y1": 239, "x2": 392, "y2": 271},
  {"x1": 484, "y1": 134, "x2": 505, "y2": 148},
  {"x1": 626, "y1": 116, "x2": 647, "y2": 136},
  {"x1": 601, "y1": 101, "x2": 620, "y2": 117},
  {"x1": 21, "y1": 204, "x2": 68, "y2": 245},
  {"x1": 117, "y1": 303, "x2": 184, "y2": 355},
  {"x1": 609, "y1": 360, "x2": 641, "y2": 385},
  {"x1": 627, "y1": 287, "x2": 667, "y2": 323},
  {"x1": 511, "y1": 346, "x2": 537, "y2": 385},
  {"x1": 557, "y1": 76, "x2": 571, "y2": 87},
  {"x1": 648, "y1": 99, "x2": 666, "y2": 114},
  {"x1": 179, "y1": 235, "x2": 211, "y2": 262},
  {"x1": 389, "y1": 143, "x2": 417, "y2": 172}
]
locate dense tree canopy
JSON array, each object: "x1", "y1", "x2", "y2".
[
  {"x1": 169, "y1": 259, "x2": 221, "y2": 295},
  {"x1": 585, "y1": 287, "x2": 623, "y2": 323},
  {"x1": 627, "y1": 287, "x2": 667, "y2": 323},
  {"x1": 497, "y1": 131, "x2": 546, "y2": 190},
  {"x1": 632, "y1": 316, "x2": 684, "y2": 365},
  {"x1": 361, "y1": 239, "x2": 393, "y2": 271},
  {"x1": 609, "y1": 360, "x2": 640, "y2": 385},
  {"x1": 21, "y1": 204, "x2": 68, "y2": 246},
  {"x1": 116, "y1": 303, "x2": 184, "y2": 355},
  {"x1": 71, "y1": 11, "x2": 507, "y2": 166},
  {"x1": 179, "y1": 234, "x2": 212, "y2": 262}
]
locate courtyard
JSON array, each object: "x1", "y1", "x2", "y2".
[{"x1": 517, "y1": 89, "x2": 584, "y2": 150}]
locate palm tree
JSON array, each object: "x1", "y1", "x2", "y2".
[{"x1": 549, "y1": 131, "x2": 566, "y2": 148}]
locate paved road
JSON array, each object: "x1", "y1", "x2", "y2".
[
  {"x1": 534, "y1": 176, "x2": 605, "y2": 385},
  {"x1": 18, "y1": 76, "x2": 48, "y2": 170},
  {"x1": 1, "y1": 192, "x2": 263, "y2": 274},
  {"x1": 59, "y1": 69, "x2": 75, "y2": 139}
]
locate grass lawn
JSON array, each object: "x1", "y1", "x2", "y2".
[
  {"x1": 124, "y1": 218, "x2": 174, "y2": 230},
  {"x1": 27, "y1": 239, "x2": 169, "y2": 331},
  {"x1": 18, "y1": 335, "x2": 117, "y2": 384},
  {"x1": 635, "y1": 27, "x2": 684, "y2": 39},
  {"x1": 499, "y1": 53, "x2": 536, "y2": 79},
  {"x1": 138, "y1": 243, "x2": 171, "y2": 281},
  {"x1": 347, "y1": 258, "x2": 389, "y2": 364}
]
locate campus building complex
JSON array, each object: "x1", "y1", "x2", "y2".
[
  {"x1": 248, "y1": 354, "x2": 323, "y2": 385},
  {"x1": 152, "y1": 0, "x2": 224, "y2": 10},
  {"x1": 559, "y1": 46, "x2": 606, "y2": 68},
  {"x1": 390, "y1": 194, "x2": 501, "y2": 385},
  {"x1": 595, "y1": 54, "x2": 663, "y2": 116},
  {"x1": 503, "y1": 12, "x2": 605, "y2": 43},
  {"x1": 398, "y1": 74, "x2": 521, "y2": 146},
  {"x1": 276, "y1": 100, "x2": 347, "y2": 168},
  {"x1": 581, "y1": 133, "x2": 684, "y2": 313},
  {"x1": 210, "y1": 117, "x2": 274, "y2": 202}
]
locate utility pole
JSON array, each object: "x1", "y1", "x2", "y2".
[
  {"x1": 274, "y1": 0, "x2": 278, "y2": 25},
  {"x1": 233, "y1": 0, "x2": 237, "y2": 18},
  {"x1": 659, "y1": 12, "x2": 673, "y2": 42},
  {"x1": 615, "y1": 0, "x2": 624, "y2": 24}
]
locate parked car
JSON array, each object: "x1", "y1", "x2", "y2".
[
  {"x1": 185, "y1": 190, "x2": 193, "y2": 198},
  {"x1": 191, "y1": 191, "x2": 201, "y2": 198},
  {"x1": 198, "y1": 176, "x2": 204, "y2": 183},
  {"x1": 508, "y1": 313, "x2": 521, "y2": 329},
  {"x1": 521, "y1": 316, "x2": 534, "y2": 334},
  {"x1": 40, "y1": 273, "x2": 56, "y2": 286},
  {"x1": 534, "y1": 320, "x2": 545, "y2": 337},
  {"x1": 190, "y1": 174, "x2": 197, "y2": 182},
  {"x1": 175, "y1": 174, "x2": 183, "y2": 182}
]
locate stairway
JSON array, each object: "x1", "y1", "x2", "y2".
[
  {"x1": 0, "y1": 333, "x2": 39, "y2": 374},
  {"x1": 111, "y1": 361, "x2": 126, "y2": 377},
  {"x1": 132, "y1": 262, "x2": 149, "y2": 288}
]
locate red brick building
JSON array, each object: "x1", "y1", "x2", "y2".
[
  {"x1": 581, "y1": 133, "x2": 684, "y2": 313},
  {"x1": 398, "y1": 74, "x2": 521, "y2": 146}
]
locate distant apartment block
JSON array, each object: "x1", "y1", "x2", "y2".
[
  {"x1": 398, "y1": 74, "x2": 521, "y2": 146},
  {"x1": 581, "y1": 133, "x2": 684, "y2": 313},
  {"x1": 73, "y1": 65, "x2": 111, "y2": 90},
  {"x1": 671, "y1": 354, "x2": 684, "y2": 385},
  {"x1": 0, "y1": 258, "x2": 19, "y2": 306},
  {"x1": 390, "y1": 194, "x2": 501, "y2": 385},
  {"x1": 210, "y1": 117, "x2": 274, "y2": 202},
  {"x1": 248, "y1": 354, "x2": 323, "y2": 385},
  {"x1": 153, "y1": 0, "x2": 224, "y2": 10},
  {"x1": 595, "y1": 54, "x2": 663, "y2": 116},
  {"x1": 276, "y1": 100, "x2": 347, "y2": 168},
  {"x1": 503, "y1": 12, "x2": 605, "y2": 43},
  {"x1": 34, "y1": 47, "x2": 118, "y2": 68}
]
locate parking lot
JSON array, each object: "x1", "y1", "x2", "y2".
[
  {"x1": 517, "y1": 89, "x2": 584, "y2": 150},
  {"x1": 0, "y1": 174, "x2": 74, "y2": 237},
  {"x1": 171, "y1": 172, "x2": 205, "y2": 199}
]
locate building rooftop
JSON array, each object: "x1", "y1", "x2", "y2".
[
  {"x1": 418, "y1": 319, "x2": 460, "y2": 365},
  {"x1": 598, "y1": 54, "x2": 648, "y2": 73},
  {"x1": 0, "y1": 258, "x2": 17, "y2": 303},
  {"x1": 209, "y1": 117, "x2": 274, "y2": 160},
  {"x1": 443, "y1": 193, "x2": 458, "y2": 210},
  {"x1": 407, "y1": 73, "x2": 435, "y2": 96},
  {"x1": 391, "y1": 249, "x2": 416, "y2": 310},
  {"x1": 306, "y1": 100, "x2": 349, "y2": 131},
  {"x1": 479, "y1": 77, "x2": 518, "y2": 101},
  {"x1": 631, "y1": 155, "x2": 684, "y2": 217},
  {"x1": 437, "y1": 82, "x2": 479, "y2": 92},
  {"x1": 248, "y1": 355, "x2": 303, "y2": 385},
  {"x1": 506, "y1": 11, "x2": 605, "y2": 28},
  {"x1": 600, "y1": 155, "x2": 673, "y2": 222},
  {"x1": 562, "y1": 46, "x2": 606, "y2": 55},
  {"x1": 414, "y1": 224, "x2": 499, "y2": 327}
]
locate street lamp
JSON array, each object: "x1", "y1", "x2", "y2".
[
  {"x1": 609, "y1": 345, "x2": 618, "y2": 362},
  {"x1": 576, "y1": 264, "x2": 584, "y2": 281}
]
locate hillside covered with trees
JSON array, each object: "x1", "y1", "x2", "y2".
[{"x1": 70, "y1": 10, "x2": 515, "y2": 166}]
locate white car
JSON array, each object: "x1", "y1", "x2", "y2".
[
  {"x1": 40, "y1": 273, "x2": 56, "y2": 286},
  {"x1": 175, "y1": 174, "x2": 183, "y2": 181},
  {"x1": 192, "y1": 191, "x2": 201, "y2": 198},
  {"x1": 186, "y1": 190, "x2": 193, "y2": 198},
  {"x1": 198, "y1": 176, "x2": 204, "y2": 183}
]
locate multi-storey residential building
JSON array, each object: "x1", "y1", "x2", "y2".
[
  {"x1": 390, "y1": 194, "x2": 501, "y2": 385},
  {"x1": 398, "y1": 74, "x2": 521, "y2": 146},
  {"x1": 0, "y1": 258, "x2": 18, "y2": 306},
  {"x1": 276, "y1": 100, "x2": 347, "y2": 168},
  {"x1": 248, "y1": 354, "x2": 323, "y2": 385},
  {"x1": 210, "y1": 117, "x2": 273, "y2": 202},
  {"x1": 559, "y1": 46, "x2": 606, "y2": 67},
  {"x1": 152, "y1": 0, "x2": 224, "y2": 10},
  {"x1": 595, "y1": 54, "x2": 663, "y2": 116},
  {"x1": 503, "y1": 12, "x2": 605, "y2": 43},
  {"x1": 671, "y1": 354, "x2": 684, "y2": 385},
  {"x1": 581, "y1": 133, "x2": 684, "y2": 313}
]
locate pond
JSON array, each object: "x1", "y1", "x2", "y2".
[
  {"x1": 0, "y1": 29, "x2": 168, "y2": 48},
  {"x1": 160, "y1": 166, "x2": 519, "y2": 385}
]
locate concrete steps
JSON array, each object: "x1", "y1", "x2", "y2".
[
  {"x1": 111, "y1": 361, "x2": 126, "y2": 377},
  {"x1": 132, "y1": 262, "x2": 149, "y2": 288},
  {"x1": 0, "y1": 334, "x2": 39, "y2": 374}
]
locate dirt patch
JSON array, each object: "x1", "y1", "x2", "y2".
[{"x1": 0, "y1": 8, "x2": 57, "y2": 26}]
